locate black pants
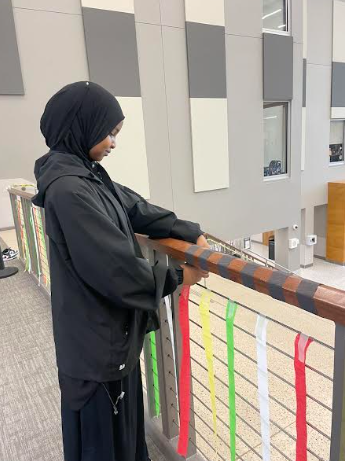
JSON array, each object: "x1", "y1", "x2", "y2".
[{"x1": 61, "y1": 364, "x2": 149, "y2": 461}]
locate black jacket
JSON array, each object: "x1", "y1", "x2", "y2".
[{"x1": 33, "y1": 152, "x2": 202, "y2": 382}]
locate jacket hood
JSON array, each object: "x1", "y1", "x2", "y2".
[{"x1": 32, "y1": 151, "x2": 97, "y2": 207}]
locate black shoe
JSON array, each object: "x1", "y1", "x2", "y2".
[{"x1": 2, "y1": 248, "x2": 19, "y2": 261}]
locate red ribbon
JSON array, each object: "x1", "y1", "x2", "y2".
[
  {"x1": 294, "y1": 333, "x2": 313, "y2": 461},
  {"x1": 177, "y1": 286, "x2": 191, "y2": 457}
]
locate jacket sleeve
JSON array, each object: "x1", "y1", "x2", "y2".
[
  {"x1": 116, "y1": 183, "x2": 204, "y2": 244},
  {"x1": 48, "y1": 180, "x2": 176, "y2": 311}
]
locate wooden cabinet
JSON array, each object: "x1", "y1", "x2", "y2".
[
  {"x1": 326, "y1": 181, "x2": 345, "y2": 264},
  {"x1": 263, "y1": 231, "x2": 274, "y2": 246}
]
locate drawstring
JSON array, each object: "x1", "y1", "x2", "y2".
[{"x1": 102, "y1": 381, "x2": 125, "y2": 416}]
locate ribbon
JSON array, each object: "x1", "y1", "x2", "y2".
[
  {"x1": 199, "y1": 290, "x2": 218, "y2": 456},
  {"x1": 16, "y1": 197, "x2": 31, "y2": 273},
  {"x1": 30, "y1": 207, "x2": 42, "y2": 285},
  {"x1": 294, "y1": 333, "x2": 312, "y2": 461},
  {"x1": 32, "y1": 206, "x2": 50, "y2": 286},
  {"x1": 255, "y1": 315, "x2": 271, "y2": 461},
  {"x1": 165, "y1": 296, "x2": 179, "y2": 411},
  {"x1": 149, "y1": 331, "x2": 160, "y2": 417},
  {"x1": 177, "y1": 286, "x2": 191, "y2": 457},
  {"x1": 226, "y1": 300, "x2": 238, "y2": 461}
]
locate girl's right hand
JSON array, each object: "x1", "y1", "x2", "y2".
[{"x1": 181, "y1": 264, "x2": 209, "y2": 286}]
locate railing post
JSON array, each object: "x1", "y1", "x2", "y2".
[
  {"x1": 330, "y1": 324, "x2": 345, "y2": 461},
  {"x1": 170, "y1": 259, "x2": 197, "y2": 458},
  {"x1": 141, "y1": 246, "x2": 160, "y2": 420},
  {"x1": 21, "y1": 198, "x2": 39, "y2": 278},
  {"x1": 153, "y1": 251, "x2": 180, "y2": 440}
]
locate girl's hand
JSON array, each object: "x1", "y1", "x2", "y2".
[
  {"x1": 181, "y1": 264, "x2": 209, "y2": 286},
  {"x1": 196, "y1": 234, "x2": 211, "y2": 250}
]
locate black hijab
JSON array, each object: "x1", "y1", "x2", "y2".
[{"x1": 40, "y1": 81, "x2": 124, "y2": 162}]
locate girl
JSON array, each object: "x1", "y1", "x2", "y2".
[{"x1": 33, "y1": 81, "x2": 209, "y2": 461}]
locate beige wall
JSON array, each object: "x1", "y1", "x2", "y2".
[
  {"x1": 0, "y1": 0, "x2": 305, "y2": 250},
  {"x1": 0, "y1": 3, "x2": 89, "y2": 182},
  {"x1": 0, "y1": 1, "x2": 89, "y2": 228}
]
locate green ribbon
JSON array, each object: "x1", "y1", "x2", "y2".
[
  {"x1": 150, "y1": 331, "x2": 160, "y2": 416},
  {"x1": 30, "y1": 208, "x2": 41, "y2": 283},
  {"x1": 17, "y1": 198, "x2": 31, "y2": 273},
  {"x1": 226, "y1": 300, "x2": 238, "y2": 461}
]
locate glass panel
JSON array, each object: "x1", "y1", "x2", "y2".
[
  {"x1": 264, "y1": 104, "x2": 287, "y2": 177},
  {"x1": 329, "y1": 121, "x2": 344, "y2": 163},
  {"x1": 263, "y1": 0, "x2": 287, "y2": 32}
]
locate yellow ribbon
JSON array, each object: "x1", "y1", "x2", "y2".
[{"x1": 199, "y1": 290, "x2": 218, "y2": 457}]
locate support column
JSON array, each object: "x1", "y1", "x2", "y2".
[
  {"x1": 300, "y1": 207, "x2": 314, "y2": 268},
  {"x1": 275, "y1": 226, "x2": 301, "y2": 272}
]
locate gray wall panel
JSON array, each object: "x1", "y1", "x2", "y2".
[
  {"x1": 263, "y1": 33, "x2": 293, "y2": 101},
  {"x1": 82, "y1": 8, "x2": 141, "y2": 97},
  {"x1": 332, "y1": 62, "x2": 345, "y2": 107},
  {"x1": 186, "y1": 22, "x2": 226, "y2": 99},
  {"x1": 0, "y1": 0, "x2": 24, "y2": 95}
]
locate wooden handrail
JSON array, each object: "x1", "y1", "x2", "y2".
[
  {"x1": 137, "y1": 235, "x2": 345, "y2": 326},
  {"x1": 8, "y1": 186, "x2": 36, "y2": 200},
  {"x1": 8, "y1": 186, "x2": 345, "y2": 326}
]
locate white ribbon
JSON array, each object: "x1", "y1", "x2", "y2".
[
  {"x1": 165, "y1": 295, "x2": 179, "y2": 412},
  {"x1": 255, "y1": 315, "x2": 271, "y2": 461}
]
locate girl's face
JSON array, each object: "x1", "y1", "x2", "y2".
[{"x1": 89, "y1": 120, "x2": 124, "y2": 162}]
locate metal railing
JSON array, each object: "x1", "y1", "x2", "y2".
[
  {"x1": 7, "y1": 186, "x2": 345, "y2": 461},
  {"x1": 206, "y1": 233, "x2": 291, "y2": 274}
]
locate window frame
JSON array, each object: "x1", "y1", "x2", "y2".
[
  {"x1": 262, "y1": 0, "x2": 291, "y2": 36},
  {"x1": 329, "y1": 119, "x2": 345, "y2": 166},
  {"x1": 263, "y1": 101, "x2": 290, "y2": 181}
]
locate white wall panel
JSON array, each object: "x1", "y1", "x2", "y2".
[
  {"x1": 81, "y1": 0, "x2": 134, "y2": 14},
  {"x1": 190, "y1": 98, "x2": 229, "y2": 192},
  {"x1": 333, "y1": 1, "x2": 345, "y2": 63},
  {"x1": 185, "y1": 0, "x2": 224, "y2": 26},
  {"x1": 331, "y1": 107, "x2": 345, "y2": 119}
]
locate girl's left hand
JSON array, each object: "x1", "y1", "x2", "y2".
[{"x1": 196, "y1": 234, "x2": 210, "y2": 250}]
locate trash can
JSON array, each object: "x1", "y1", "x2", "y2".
[
  {"x1": 0, "y1": 244, "x2": 18, "y2": 279},
  {"x1": 268, "y1": 237, "x2": 275, "y2": 261}
]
